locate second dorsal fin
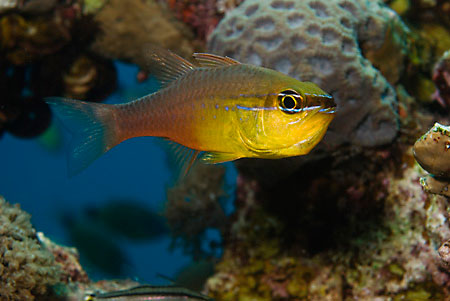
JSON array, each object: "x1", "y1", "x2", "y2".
[
  {"x1": 193, "y1": 53, "x2": 241, "y2": 67},
  {"x1": 146, "y1": 47, "x2": 195, "y2": 88}
]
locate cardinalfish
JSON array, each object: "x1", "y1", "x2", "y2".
[
  {"x1": 84, "y1": 285, "x2": 214, "y2": 301},
  {"x1": 46, "y1": 49, "x2": 336, "y2": 176}
]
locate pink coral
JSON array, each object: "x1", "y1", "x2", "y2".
[{"x1": 165, "y1": 0, "x2": 223, "y2": 42}]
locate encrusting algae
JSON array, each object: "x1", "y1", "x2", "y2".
[{"x1": 46, "y1": 48, "x2": 336, "y2": 176}]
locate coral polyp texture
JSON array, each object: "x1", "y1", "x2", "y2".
[
  {"x1": 208, "y1": 0, "x2": 404, "y2": 148},
  {"x1": 0, "y1": 196, "x2": 61, "y2": 300}
]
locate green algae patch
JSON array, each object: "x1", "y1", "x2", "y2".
[
  {"x1": 393, "y1": 282, "x2": 445, "y2": 301},
  {"x1": 83, "y1": 0, "x2": 108, "y2": 14},
  {"x1": 286, "y1": 272, "x2": 310, "y2": 298},
  {"x1": 388, "y1": 263, "x2": 405, "y2": 279}
]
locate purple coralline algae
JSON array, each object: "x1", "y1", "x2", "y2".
[
  {"x1": 208, "y1": 0, "x2": 411, "y2": 148},
  {"x1": 165, "y1": 0, "x2": 222, "y2": 43}
]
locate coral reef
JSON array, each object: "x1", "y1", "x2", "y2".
[
  {"x1": 385, "y1": 0, "x2": 450, "y2": 106},
  {"x1": 0, "y1": 0, "x2": 196, "y2": 140},
  {"x1": 387, "y1": 0, "x2": 450, "y2": 29},
  {"x1": 413, "y1": 122, "x2": 450, "y2": 197},
  {"x1": 0, "y1": 0, "x2": 97, "y2": 139},
  {"x1": 420, "y1": 175, "x2": 450, "y2": 198},
  {"x1": 161, "y1": 0, "x2": 248, "y2": 43},
  {"x1": 432, "y1": 50, "x2": 450, "y2": 108},
  {"x1": 439, "y1": 239, "x2": 450, "y2": 268},
  {"x1": 216, "y1": 0, "x2": 244, "y2": 14},
  {"x1": 37, "y1": 232, "x2": 90, "y2": 285},
  {"x1": 165, "y1": 0, "x2": 222, "y2": 43},
  {"x1": 89, "y1": 0, "x2": 195, "y2": 68},
  {"x1": 208, "y1": 0, "x2": 410, "y2": 148},
  {"x1": 205, "y1": 151, "x2": 450, "y2": 299},
  {"x1": 0, "y1": 195, "x2": 170, "y2": 300},
  {"x1": 0, "y1": 9, "x2": 77, "y2": 65},
  {"x1": 62, "y1": 54, "x2": 117, "y2": 100},
  {"x1": 0, "y1": 196, "x2": 61, "y2": 300},
  {"x1": 0, "y1": 0, "x2": 60, "y2": 14},
  {"x1": 413, "y1": 122, "x2": 450, "y2": 178}
]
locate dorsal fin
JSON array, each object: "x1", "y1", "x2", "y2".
[
  {"x1": 193, "y1": 53, "x2": 241, "y2": 67},
  {"x1": 146, "y1": 47, "x2": 195, "y2": 88}
]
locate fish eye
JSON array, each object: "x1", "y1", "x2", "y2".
[
  {"x1": 282, "y1": 95, "x2": 297, "y2": 109},
  {"x1": 278, "y1": 90, "x2": 303, "y2": 113}
]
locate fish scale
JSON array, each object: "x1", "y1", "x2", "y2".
[{"x1": 46, "y1": 49, "x2": 336, "y2": 176}]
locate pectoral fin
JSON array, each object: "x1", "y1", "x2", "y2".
[
  {"x1": 200, "y1": 151, "x2": 241, "y2": 164},
  {"x1": 164, "y1": 140, "x2": 201, "y2": 177}
]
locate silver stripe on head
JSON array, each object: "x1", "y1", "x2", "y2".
[
  {"x1": 236, "y1": 105, "x2": 276, "y2": 111},
  {"x1": 304, "y1": 92, "x2": 333, "y2": 99}
]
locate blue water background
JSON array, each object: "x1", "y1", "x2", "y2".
[{"x1": 1, "y1": 62, "x2": 236, "y2": 283}]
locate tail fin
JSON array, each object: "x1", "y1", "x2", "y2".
[{"x1": 46, "y1": 97, "x2": 121, "y2": 176}]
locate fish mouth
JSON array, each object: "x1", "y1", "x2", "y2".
[{"x1": 319, "y1": 106, "x2": 337, "y2": 114}]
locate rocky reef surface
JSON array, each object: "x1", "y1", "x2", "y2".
[
  {"x1": 205, "y1": 150, "x2": 450, "y2": 299},
  {"x1": 0, "y1": 197, "x2": 60, "y2": 299}
]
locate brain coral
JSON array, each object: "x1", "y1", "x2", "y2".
[
  {"x1": 208, "y1": 0, "x2": 401, "y2": 147},
  {"x1": 0, "y1": 196, "x2": 60, "y2": 300}
]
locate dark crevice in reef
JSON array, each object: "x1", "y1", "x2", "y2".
[{"x1": 255, "y1": 151, "x2": 397, "y2": 257}]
